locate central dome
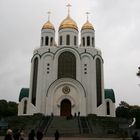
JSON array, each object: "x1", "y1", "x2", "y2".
[{"x1": 59, "y1": 16, "x2": 78, "y2": 31}]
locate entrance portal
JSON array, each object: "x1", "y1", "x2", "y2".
[{"x1": 60, "y1": 99, "x2": 71, "y2": 116}]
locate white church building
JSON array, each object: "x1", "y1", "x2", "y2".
[{"x1": 18, "y1": 5, "x2": 116, "y2": 117}]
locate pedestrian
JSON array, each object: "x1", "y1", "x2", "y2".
[
  {"x1": 54, "y1": 129, "x2": 59, "y2": 140},
  {"x1": 28, "y1": 129, "x2": 35, "y2": 140},
  {"x1": 13, "y1": 129, "x2": 20, "y2": 140},
  {"x1": 132, "y1": 131, "x2": 140, "y2": 140},
  {"x1": 20, "y1": 129, "x2": 25, "y2": 140},
  {"x1": 4, "y1": 129, "x2": 13, "y2": 140},
  {"x1": 36, "y1": 130, "x2": 43, "y2": 140}
]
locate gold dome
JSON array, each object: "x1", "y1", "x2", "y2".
[
  {"x1": 81, "y1": 20, "x2": 94, "y2": 30},
  {"x1": 42, "y1": 20, "x2": 55, "y2": 30},
  {"x1": 59, "y1": 16, "x2": 78, "y2": 31}
]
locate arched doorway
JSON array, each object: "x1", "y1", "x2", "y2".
[{"x1": 60, "y1": 99, "x2": 71, "y2": 116}]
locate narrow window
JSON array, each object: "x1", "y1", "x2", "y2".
[
  {"x1": 96, "y1": 58, "x2": 102, "y2": 107},
  {"x1": 60, "y1": 36, "x2": 62, "y2": 45},
  {"x1": 66, "y1": 35, "x2": 70, "y2": 45},
  {"x1": 41, "y1": 37, "x2": 43, "y2": 46},
  {"x1": 92, "y1": 37, "x2": 94, "y2": 47},
  {"x1": 83, "y1": 37, "x2": 85, "y2": 46},
  {"x1": 32, "y1": 57, "x2": 38, "y2": 106},
  {"x1": 87, "y1": 36, "x2": 90, "y2": 46},
  {"x1": 74, "y1": 36, "x2": 77, "y2": 46},
  {"x1": 50, "y1": 37, "x2": 53, "y2": 46},
  {"x1": 23, "y1": 100, "x2": 27, "y2": 114},
  {"x1": 45, "y1": 36, "x2": 49, "y2": 46},
  {"x1": 106, "y1": 101, "x2": 110, "y2": 115}
]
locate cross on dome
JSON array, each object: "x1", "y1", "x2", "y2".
[
  {"x1": 42, "y1": 11, "x2": 55, "y2": 30},
  {"x1": 66, "y1": 3, "x2": 72, "y2": 16},
  {"x1": 47, "y1": 11, "x2": 51, "y2": 21},
  {"x1": 81, "y1": 12, "x2": 94, "y2": 30},
  {"x1": 59, "y1": 3, "x2": 78, "y2": 31},
  {"x1": 86, "y1": 12, "x2": 90, "y2": 21}
]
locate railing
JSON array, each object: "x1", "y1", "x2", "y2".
[
  {"x1": 78, "y1": 117, "x2": 93, "y2": 134},
  {"x1": 43, "y1": 116, "x2": 53, "y2": 134},
  {"x1": 34, "y1": 116, "x2": 51, "y2": 134},
  {"x1": 77, "y1": 116, "x2": 82, "y2": 134}
]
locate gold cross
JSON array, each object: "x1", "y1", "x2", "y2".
[
  {"x1": 66, "y1": 3, "x2": 72, "y2": 16},
  {"x1": 47, "y1": 11, "x2": 51, "y2": 21},
  {"x1": 86, "y1": 12, "x2": 90, "y2": 21}
]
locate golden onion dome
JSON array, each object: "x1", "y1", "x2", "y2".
[
  {"x1": 81, "y1": 20, "x2": 94, "y2": 30},
  {"x1": 42, "y1": 20, "x2": 55, "y2": 30},
  {"x1": 59, "y1": 16, "x2": 78, "y2": 31}
]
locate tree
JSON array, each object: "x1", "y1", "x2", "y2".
[
  {"x1": 116, "y1": 103, "x2": 130, "y2": 118},
  {"x1": 0, "y1": 100, "x2": 18, "y2": 118},
  {"x1": 116, "y1": 101, "x2": 140, "y2": 128},
  {"x1": 119, "y1": 101, "x2": 130, "y2": 108}
]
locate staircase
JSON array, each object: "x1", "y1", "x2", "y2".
[
  {"x1": 35, "y1": 116, "x2": 52, "y2": 134},
  {"x1": 79, "y1": 117, "x2": 92, "y2": 134},
  {"x1": 46, "y1": 116, "x2": 80, "y2": 136}
]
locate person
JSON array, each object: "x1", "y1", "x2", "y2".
[
  {"x1": 132, "y1": 131, "x2": 140, "y2": 140},
  {"x1": 4, "y1": 129, "x2": 13, "y2": 140},
  {"x1": 28, "y1": 129, "x2": 35, "y2": 140},
  {"x1": 54, "y1": 129, "x2": 59, "y2": 140},
  {"x1": 20, "y1": 129, "x2": 25, "y2": 140},
  {"x1": 13, "y1": 129, "x2": 20, "y2": 140},
  {"x1": 36, "y1": 130, "x2": 43, "y2": 140}
]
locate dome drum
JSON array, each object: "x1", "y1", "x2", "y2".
[{"x1": 58, "y1": 29, "x2": 78, "y2": 46}]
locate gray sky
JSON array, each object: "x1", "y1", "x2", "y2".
[{"x1": 0, "y1": 0, "x2": 140, "y2": 106}]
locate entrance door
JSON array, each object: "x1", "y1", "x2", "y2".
[{"x1": 60, "y1": 99, "x2": 71, "y2": 116}]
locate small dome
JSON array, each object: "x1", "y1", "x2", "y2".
[
  {"x1": 59, "y1": 16, "x2": 78, "y2": 31},
  {"x1": 81, "y1": 20, "x2": 94, "y2": 30},
  {"x1": 42, "y1": 20, "x2": 55, "y2": 30}
]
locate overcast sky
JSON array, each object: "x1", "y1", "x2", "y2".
[{"x1": 0, "y1": 0, "x2": 140, "y2": 106}]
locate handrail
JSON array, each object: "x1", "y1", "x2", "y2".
[
  {"x1": 43, "y1": 116, "x2": 53, "y2": 134},
  {"x1": 77, "y1": 116, "x2": 82, "y2": 134}
]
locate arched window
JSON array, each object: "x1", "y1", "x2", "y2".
[
  {"x1": 66, "y1": 35, "x2": 70, "y2": 45},
  {"x1": 50, "y1": 37, "x2": 53, "y2": 46},
  {"x1": 58, "y1": 51, "x2": 76, "y2": 79},
  {"x1": 45, "y1": 36, "x2": 49, "y2": 46},
  {"x1": 60, "y1": 36, "x2": 62, "y2": 45},
  {"x1": 23, "y1": 100, "x2": 27, "y2": 114},
  {"x1": 92, "y1": 37, "x2": 94, "y2": 47},
  {"x1": 74, "y1": 36, "x2": 77, "y2": 46},
  {"x1": 82, "y1": 37, "x2": 85, "y2": 46},
  {"x1": 41, "y1": 37, "x2": 43, "y2": 46},
  {"x1": 106, "y1": 101, "x2": 110, "y2": 115},
  {"x1": 87, "y1": 36, "x2": 90, "y2": 46},
  {"x1": 96, "y1": 58, "x2": 102, "y2": 107},
  {"x1": 31, "y1": 57, "x2": 38, "y2": 106}
]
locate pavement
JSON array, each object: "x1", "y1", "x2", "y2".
[{"x1": 0, "y1": 136, "x2": 132, "y2": 140}]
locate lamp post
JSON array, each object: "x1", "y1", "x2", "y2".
[
  {"x1": 137, "y1": 67, "x2": 140, "y2": 87},
  {"x1": 137, "y1": 67, "x2": 140, "y2": 77}
]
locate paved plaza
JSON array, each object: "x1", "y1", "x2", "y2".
[{"x1": 0, "y1": 136, "x2": 132, "y2": 140}]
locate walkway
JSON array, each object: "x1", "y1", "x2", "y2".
[{"x1": 0, "y1": 136, "x2": 132, "y2": 140}]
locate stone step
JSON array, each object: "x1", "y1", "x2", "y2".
[{"x1": 46, "y1": 117, "x2": 80, "y2": 136}]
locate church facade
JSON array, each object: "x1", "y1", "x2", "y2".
[{"x1": 18, "y1": 7, "x2": 116, "y2": 117}]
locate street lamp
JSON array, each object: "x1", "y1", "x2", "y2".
[{"x1": 137, "y1": 67, "x2": 140, "y2": 77}]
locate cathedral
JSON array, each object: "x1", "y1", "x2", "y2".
[{"x1": 18, "y1": 5, "x2": 116, "y2": 117}]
